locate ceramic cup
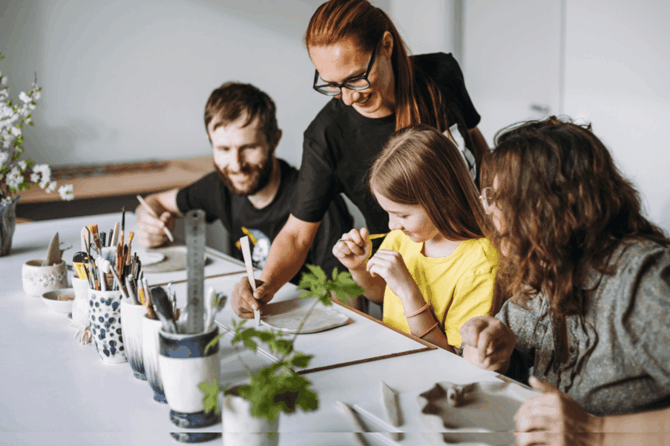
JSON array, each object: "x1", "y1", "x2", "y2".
[
  {"x1": 22, "y1": 260, "x2": 68, "y2": 297},
  {"x1": 143, "y1": 315, "x2": 167, "y2": 404},
  {"x1": 223, "y1": 394, "x2": 279, "y2": 446},
  {"x1": 120, "y1": 299, "x2": 147, "y2": 380},
  {"x1": 71, "y1": 277, "x2": 91, "y2": 330},
  {"x1": 89, "y1": 289, "x2": 127, "y2": 364},
  {"x1": 158, "y1": 326, "x2": 220, "y2": 429}
]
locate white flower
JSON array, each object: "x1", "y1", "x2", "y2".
[
  {"x1": 6, "y1": 166, "x2": 22, "y2": 189},
  {"x1": 45, "y1": 180, "x2": 57, "y2": 193},
  {"x1": 18, "y1": 91, "x2": 30, "y2": 103},
  {"x1": 1, "y1": 76, "x2": 7, "y2": 86},
  {"x1": 18, "y1": 160, "x2": 28, "y2": 171},
  {"x1": 8, "y1": 126, "x2": 21, "y2": 137},
  {"x1": 1, "y1": 139, "x2": 9, "y2": 149},
  {"x1": 0, "y1": 151, "x2": 8, "y2": 167},
  {"x1": 58, "y1": 184, "x2": 74, "y2": 201},
  {"x1": 33, "y1": 90, "x2": 41, "y2": 101},
  {"x1": 0, "y1": 196, "x2": 12, "y2": 207}
]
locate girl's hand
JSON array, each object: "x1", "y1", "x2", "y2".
[
  {"x1": 366, "y1": 249, "x2": 420, "y2": 302},
  {"x1": 515, "y1": 377, "x2": 603, "y2": 446},
  {"x1": 332, "y1": 227, "x2": 370, "y2": 271}
]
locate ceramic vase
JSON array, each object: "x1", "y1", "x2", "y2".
[
  {"x1": 120, "y1": 299, "x2": 147, "y2": 380},
  {"x1": 223, "y1": 394, "x2": 279, "y2": 446},
  {"x1": 89, "y1": 289, "x2": 127, "y2": 364},
  {"x1": 22, "y1": 259, "x2": 68, "y2": 297},
  {"x1": 158, "y1": 326, "x2": 220, "y2": 430},
  {"x1": 0, "y1": 195, "x2": 19, "y2": 257},
  {"x1": 142, "y1": 315, "x2": 167, "y2": 403}
]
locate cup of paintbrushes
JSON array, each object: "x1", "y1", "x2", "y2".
[
  {"x1": 158, "y1": 325, "x2": 220, "y2": 429},
  {"x1": 120, "y1": 299, "x2": 147, "y2": 380},
  {"x1": 89, "y1": 288, "x2": 127, "y2": 364}
]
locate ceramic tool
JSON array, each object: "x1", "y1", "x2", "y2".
[
  {"x1": 185, "y1": 209, "x2": 206, "y2": 334},
  {"x1": 366, "y1": 233, "x2": 387, "y2": 257},
  {"x1": 125, "y1": 274, "x2": 139, "y2": 305},
  {"x1": 380, "y1": 381, "x2": 403, "y2": 441},
  {"x1": 205, "y1": 287, "x2": 227, "y2": 331},
  {"x1": 336, "y1": 401, "x2": 370, "y2": 446},
  {"x1": 150, "y1": 286, "x2": 177, "y2": 333},
  {"x1": 111, "y1": 222, "x2": 120, "y2": 247},
  {"x1": 80, "y1": 228, "x2": 88, "y2": 252},
  {"x1": 240, "y1": 235, "x2": 260, "y2": 327},
  {"x1": 72, "y1": 251, "x2": 90, "y2": 281},
  {"x1": 100, "y1": 259, "x2": 128, "y2": 300},
  {"x1": 43, "y1": 232, "x2": 60, "y2": 266},
  {"x1": 136, "y1": 195, "x2": 174, "y2": 242}
]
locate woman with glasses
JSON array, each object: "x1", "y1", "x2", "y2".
[
  {"x1": 231, "y1": 0, "x2": 487, "y2": 318},
  {"x1": 333, "y1": 124, "x2": 498, "y2": 351},
  {"x1": 459, "y1": 117, "x2": 670, "y2": 444}
]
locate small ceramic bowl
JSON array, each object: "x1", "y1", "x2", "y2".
[
  {"x1": 41, "y1": 288, "x2": 76, "y2": 314},
  {"x1": 22, "y1": 259, "x2": 68, "y2": 297}
]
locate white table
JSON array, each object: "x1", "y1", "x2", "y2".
[{"x1": 0, "y1": 214, "x2": 536, "y2": 446}]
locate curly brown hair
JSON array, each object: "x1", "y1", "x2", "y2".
[{"x1": 482, "y1": 117, "x2": 669, "y2": 317}]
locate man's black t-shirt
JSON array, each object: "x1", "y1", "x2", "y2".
[
  {"x1": 175, "y1": 159, "x2": 353, "y2": 284},
  {"x1": 290, "y1": 53, "x2": 481, "y2": 234}
]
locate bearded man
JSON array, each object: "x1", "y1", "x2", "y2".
[{"x1": 136, "y1": 82, "x2": 352, "y2": 283}]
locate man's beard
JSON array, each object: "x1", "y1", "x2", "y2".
[{"x1": 216, "y1": 156, "x2": 274, "y2": 197}]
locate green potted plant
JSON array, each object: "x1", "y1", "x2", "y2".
[{"x1": 199, "y1": 265, "x2": 364, "y2": 445}]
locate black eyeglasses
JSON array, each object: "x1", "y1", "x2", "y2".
[{"x1": 313, "y1": 44, "x2": 379, "y2": 96}]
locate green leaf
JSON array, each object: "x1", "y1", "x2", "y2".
[
  {"x1": 199, "y1": 378, "x2": 220, "y2": 414},
  {"x1": 290, "y1": 352, "x2": 312, "y2": 368},
  {"x1": 205, "y1": 333, "x2": 224, "y2": 355},
  {"x1": 331, "y1": 267, "x2": 339, "y2": 280}
]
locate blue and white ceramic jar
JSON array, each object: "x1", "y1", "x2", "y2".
[
  {"x1": 143, "y1": 315, "x2": 167, "y2": 403},
  {"x1": 120, "y1": 299, "x2": 146, "y2": 380},
  {"x1": 89, "y1": 289, "x2": 127, "y2": 364},
  {"x1": 158, "y1": 326, "x2": 220, "y2": 429}
]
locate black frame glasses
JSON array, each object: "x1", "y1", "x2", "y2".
[{"x1": 312, "y1": 44, "x2": 379, "y2": 96}]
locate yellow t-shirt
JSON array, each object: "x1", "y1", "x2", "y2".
[{"x1": 380, "y1": 230, "x2": 498, "y2": 346}]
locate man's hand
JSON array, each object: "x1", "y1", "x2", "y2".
[
  {"x1": 231, "y1": 276, "x2": 275, "y2": 318},
  {"x1": 136, "y1": 204, "x2": 175, "y2": 248},
  {"x1": 459, "y1": 315, "x2": 515, "y2": 372},
  {"x1": 515, "y1": 377, "x2": 603, "y2": 446}
]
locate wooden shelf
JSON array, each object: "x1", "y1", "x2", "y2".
[{"x1": 18, "y1": 157, "x2": 213, "y2": 204}]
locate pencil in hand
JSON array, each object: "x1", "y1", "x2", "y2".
[{"x1": 136, "y1": 195, "x2": 174, "y2": 242}]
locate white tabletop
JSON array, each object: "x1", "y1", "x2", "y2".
[{"x1": 0, "y1": 214, "x2": 536, "y2": 446}]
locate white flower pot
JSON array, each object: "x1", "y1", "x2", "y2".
[{"x1": 223, "y1": 394, "x2": 279, "y2": 446}]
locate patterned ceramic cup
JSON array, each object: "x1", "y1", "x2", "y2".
[
  {"x1": 159, "y1": 326, "x2": 220, "y2": 429},
  {"x1": 143, "y1": 315, "x2": 167, "y2": 404},
  {"x1": 120, "y1": 299, "x2": 147, "y2": 380},
  {"x1": 22, "y1": 260, "x2": 68, "y2": 297},
  {"x1": 89, "y1": 289, "x2": 127, "y2": 364}
]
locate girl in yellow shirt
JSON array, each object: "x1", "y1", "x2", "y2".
[{"x1": 333, "y1": 124, "x2": 498, "y2": 351}]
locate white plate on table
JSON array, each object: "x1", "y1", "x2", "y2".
[{"x1": 260, "y1": 298, "x2": 350, "y2": 334}]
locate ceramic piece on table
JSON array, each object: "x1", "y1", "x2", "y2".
[
  {"x1": 41, "y1": 288, "x2": 75, "y2": 314},
  {"x1": 259, "y1": 298, "x2": 350, "y2": 334},
  {"x1": 141, "y1": 246, "x2": 209, "y2": 273},
  {"x1": 71, "y1": 277, "x2": 90, "y2": 331},
  {"x1": 22, "y1": 259, "x2": 68, "y2": 297},
  {"x1": 223, "y1": 393, "x2": 279, "y2": 446},
  {"x1": 88, "y1": 289, "x2": 127, "y2": 364},
  {"x1": 169, "y1": 432, "x2": 221, "y2": 443},
  {"x1": 143, "y1": 315, "x2": 167, "y2": 404},
  {"x1": 158, "y1": 326, "x2": 220, "y2": 432},
  {"x1": 120, "y1": 299, "x2": 147, "y2": 380}
]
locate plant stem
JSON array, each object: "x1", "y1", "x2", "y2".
[{"x1": 233, "y1": 342, "x2": 252, "y2": 375}]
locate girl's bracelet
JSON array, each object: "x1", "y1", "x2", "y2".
[
  {"x1": 404, "y1": 302, "x2": 430, "y2": 318},
  {"x1": 416, "y1": 321, "x2": 440, "y2": 338}
]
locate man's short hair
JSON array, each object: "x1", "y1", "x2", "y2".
[{"x1": 204, "y1": 82, "x2": 278, "y2": 145}]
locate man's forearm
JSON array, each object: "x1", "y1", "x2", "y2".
[{"x1": 600, "y1": 407, "x2": 670, "y2": 446}]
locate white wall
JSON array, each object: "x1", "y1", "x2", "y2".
[
  {"x1": 0, "y1": 0, "x2": 384, "y2": 170},
  {"x1": 564, "y1": 0, "x2": 670, "y2": 231}
]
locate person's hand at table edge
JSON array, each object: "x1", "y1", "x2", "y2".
[
  {"x1": 231, "y1": 276, "x2": 275, "y2": 318},
  {"x1": 459, "y1": 315, "x2": 515, "y2": 372},
  {"x1": 136, "y1": 206, "x2": 174, "y2": 248},
  {"x1": 515, "y1": 376, "x2": 604, "y2": 446}
]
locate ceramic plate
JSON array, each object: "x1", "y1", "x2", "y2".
[
  {"x1": 260, "y1": 298, "x2": 350, "y2": 334},
  {"x1": 141, "y1": 246, "x2": 209, "y2": 273}
]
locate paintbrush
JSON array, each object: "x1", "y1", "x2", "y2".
[
  {"x1": 100, "y1": 259, "x2": 128, "y2": 300},
  {"x1": 125, "y1": 274, "x2": 138, "y2": 305},
  {"x1": 150, "y1": 286, "x2": 177, "y2": 333},
  {"x1": 88, "y1": 224, "x2": 103, "y2": 258},
  {"x1": 136, "y1": 195, "x2": 174, "y2": 242},
  {"x1": 80, "y1": 228, "x2": 88, "y2": 252},
  {"x1": 144, "y1": 286, "x2": 157, "y2": 319}
]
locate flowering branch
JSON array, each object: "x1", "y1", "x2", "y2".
[{"x1": 0, "y1": 53, "x2": 73, "y2": 206}]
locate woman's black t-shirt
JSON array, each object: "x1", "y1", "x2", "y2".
[{"x1": 290, "y1": 52, "x2": 480, "y2": 234}]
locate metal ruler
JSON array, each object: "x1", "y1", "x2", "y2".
[{"x1": 185, "y1": 209, "x2": 206, "y2": 334}]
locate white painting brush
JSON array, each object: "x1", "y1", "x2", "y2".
[{"x1": 239, "y1": 236, "x2": 260, "y2": 327}]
